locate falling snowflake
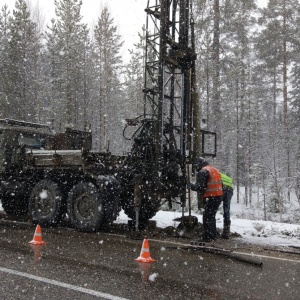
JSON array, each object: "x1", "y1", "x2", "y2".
[{"x1": 149, "y1": 273, "x2": 158, "y2": 282}]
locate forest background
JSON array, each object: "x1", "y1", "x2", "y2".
[{"x1": 0, "y1": 0, "x2": 299, "y2": 222}]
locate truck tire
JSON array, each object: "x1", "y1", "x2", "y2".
[
  {"x1": 1, "y1": 195, "x2": 29, "y2": 216},
  {"x1": 67, "y1": 182, "x2": 103, "y2": 232},
  {"x1": 29, "y1": 179, "x2": 64, "y2": 227}
]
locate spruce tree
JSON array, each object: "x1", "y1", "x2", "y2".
[
  {"x1": 257, "y1": 0, "x2": 299, "y2": 205},
  {"x1": 3, "y1": 0, "x2": 40, "y2": 121},
  {"x1": 93, "y1": 6, "x2": 124, "y2": 152},
  {"x1": 0, "y1": 4, "x2": 11, "y2": 118},
  {"x1": 45, "y1": 0, "x2": 89, "y2": 131}
]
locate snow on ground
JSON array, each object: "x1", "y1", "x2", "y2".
[
  {"x1": 115, "y1": 194, "x2": 300, "y2": 248},
  {"x1": 115, "y1": 209, "x2": 300, "y2": 247},
  {"x1": 1, "y1": 188, "x2": 299, "y2": 247}
]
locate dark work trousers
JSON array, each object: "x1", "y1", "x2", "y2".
[
  {"x1": 203, "y1": 196, "x2": 222, "y2": 240},
  {"x1": 223, "y1": 188, "x2": 233, "y2": 223}
]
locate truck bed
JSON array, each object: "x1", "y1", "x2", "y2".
[{"x1": 27, "y1": 150, "x2": 84, "y2": 167}]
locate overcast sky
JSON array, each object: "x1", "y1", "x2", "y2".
[{"x1": 0, "y1": 0, "x2": 268, "y2": 62}]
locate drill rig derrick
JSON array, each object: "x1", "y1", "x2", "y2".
[{"x1": 121, "y1": 0, "x2": 202, "y2": 230}]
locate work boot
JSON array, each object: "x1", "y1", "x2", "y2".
[
  {"x1": 222, "y1": 220, "x2": 231, "y2": 239},
  {"x1": 197, "y1": 233, "x2": 215, "y2": 243}
]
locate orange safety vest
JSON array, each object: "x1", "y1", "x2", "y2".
[{"x1": 202, "y1": 165, "x2": 223, "y2": 198}]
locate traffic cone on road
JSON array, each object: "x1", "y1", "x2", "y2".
[
  {"x1": 135, "y1": 238, "x2": 156, "y2": 263},
  {"x1": 29, "y1": 225, "x2": 46, "y2": 245}
]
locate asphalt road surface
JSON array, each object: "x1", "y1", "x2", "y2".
[{"x1": 0, "y1": 222, "x2": 299, "y2": 300}]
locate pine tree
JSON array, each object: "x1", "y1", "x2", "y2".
[
  {"x1": 45, "y1": 0, "x2": 89, "y2": 131},
  {"x1": 0, "y1": 4, "x2": 11, "y2": 118},
  {"x1": 193, "y1": 0, "x2": 257, "y2": 204},
  {"x1": 124, "y1": 30, "x2": 145, "y2": 118},
  {"x1": 289, "y1": 3, "x2": 300, "y2": 204},
  {"x1": 93, "y1": 6, "x2": 124, "y2": 152},
  {"x1": 219, "y1": 0, "x2": 257, "y2": 205},
  {"x1": 257, "y1": 0, "x2": 300, "y2": 205},
  {"x1": 2, "y1": 0, "x2": 40, "y2": 121}
]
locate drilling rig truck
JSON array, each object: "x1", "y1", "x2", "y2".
[{"x1": 0, "y1": 0, "x2": 216, "y2": 232}]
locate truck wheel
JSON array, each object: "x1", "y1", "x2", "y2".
[
  {"x1": 67, "y1": 182, "x2": 103, "y2": 232},
  {"x1": 1, "y1": 195, "x2": 29, "y2": 216},
  {"x1": 29, "y1": 179, "x2": 64, "y2": 227}
]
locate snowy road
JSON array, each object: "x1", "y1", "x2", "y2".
[{"x1": 0, "y1": 222, "x2": 299, "y2": 299}]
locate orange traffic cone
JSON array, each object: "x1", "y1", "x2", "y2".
[
  {"x1": 29, "y1": 225, "x2": 46, "y2": 245},
  {"x1": 135, "y1": 239, "x2": 156, "y2": 263}
]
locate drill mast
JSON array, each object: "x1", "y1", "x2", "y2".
[{"x1": 143, "y1": 0, "x2": 197, "y2": 203}]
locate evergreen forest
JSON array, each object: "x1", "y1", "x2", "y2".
[{"x1": 0, "y1": 0, "x2": 299, "y2": 213}]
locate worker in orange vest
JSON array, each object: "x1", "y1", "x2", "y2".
[{"x1": 187, "y1": 157, "x2": 223, "y2": 242}]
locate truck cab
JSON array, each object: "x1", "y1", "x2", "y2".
[
  {"x1": 0, "y1": 119, "x2": 51, "y2": 176},
  {"x1": 0, "y1": 119, "x2": 53, "y2": 216}
]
